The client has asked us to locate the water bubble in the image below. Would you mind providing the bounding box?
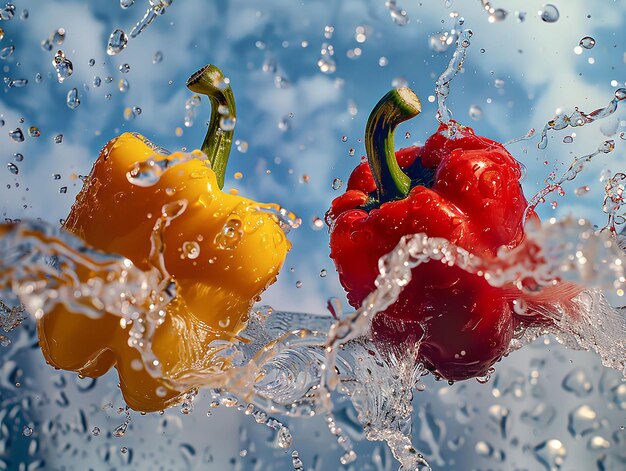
[153,50,163,64]
[35,73,42,83]
[0,4,15,21]
[562,368,593,397]
[119,63,130,73]
[22,426,33,437]
[469,105,483,121]
[118,78,129,92]
[7,163,18,175]
[262,58,277,74]
[0,335,11,347]
[574,185,590,196]
[219,115,236,131]
[317,43,336,74]
[0,45,15,60]
[107,29,128,55]
[533,439,566,470]
[235,140,248,153]
[391,76,407,88]
[52,50,73,83]
[182,241,200,260]
[9,128,24,142]
[488,8,508,23]
[41,38,53,51]
[539,4,560,23]
[66,88,80,109]
[568,404,599,437]
[120,0,135,8]
[311,217,324,230]
[332,178,343,190]
[123,107,136,121]
[563,135,573,143]
[378,56,388,67]
[579,36,595,49]
[93,76,101,87]
[215,218,243,250]
[14,153,23,162]
[8,78,27,88]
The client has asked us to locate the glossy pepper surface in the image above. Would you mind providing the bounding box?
[38,65,290,411]
[326,88,538,381]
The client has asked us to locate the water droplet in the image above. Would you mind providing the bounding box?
[563,135,573,143]
[574,185,590,196]
[533,439,566,470]
[182,241,200,260]
[13,153,23,162]
[123,107,136,121]
[488,9,508,23]
[7,163,18,175]
[66,88,80,109]
[119,63,130,73]
[9,128,24,142]
[236,139,248,153]
[277,426,293,448]
[0,335,11,347]
[391,76,407,88]
[52,50,73,83]
[568,404,599,437]
[512,298,528,315]
[59,186,67,194]
[8,78,27,88]
[615,88,626,101]
[107,29,128,55]
[120,0,135,8]
[311,217,324,230]
[539,4,560,23]
[28,126,40,137]
[153,50,163,64]
[22,426,33,437]
[579,36,595,49]
[332,178,343,190]
[0,4,15,21]
[219,115,236,131]
[0,45,15,60]
[215,218,243,250]
[54,134,63,144]
[88,58,95,67]
[562,368,593,397]
[118,78,129,92]
[113,422,128,438]
[469,105,483,121]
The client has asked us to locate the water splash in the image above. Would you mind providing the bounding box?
[435,29,473,124]
[603,173,626,235]
[385,0,409,26]
[524,140,616,221]
[537,88,626,149]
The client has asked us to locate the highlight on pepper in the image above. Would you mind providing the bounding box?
[36,64,291,412]
[326,86,579,382]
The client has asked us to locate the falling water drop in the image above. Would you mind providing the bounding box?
[52,50,73,83]
[579,36,596,49]
[107,29,128,55]
[66,88,80,109]
[539,4,560,23]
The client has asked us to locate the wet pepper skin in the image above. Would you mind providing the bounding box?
[327,120,537,380]
[37,66,290,412]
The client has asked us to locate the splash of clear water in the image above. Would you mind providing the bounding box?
[537,88,626,149]
[523,140,616,222]
[435,29,473,124]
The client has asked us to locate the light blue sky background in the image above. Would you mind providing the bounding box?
[1,1,625,470]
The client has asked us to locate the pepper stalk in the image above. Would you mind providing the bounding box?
[186,64,236,189]
[365,87,421,203]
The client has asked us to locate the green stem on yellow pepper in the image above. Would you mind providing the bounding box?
[365,87,421,203]
[186,64,236,189]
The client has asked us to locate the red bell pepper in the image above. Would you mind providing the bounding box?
[326,88,539,381]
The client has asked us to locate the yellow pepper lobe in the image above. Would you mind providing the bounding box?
[37,132,290,412]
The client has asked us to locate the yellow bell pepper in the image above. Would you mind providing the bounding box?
[36,65,291,412]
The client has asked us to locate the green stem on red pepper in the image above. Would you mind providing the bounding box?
[365,87,422,203]
[186,64,236,189]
